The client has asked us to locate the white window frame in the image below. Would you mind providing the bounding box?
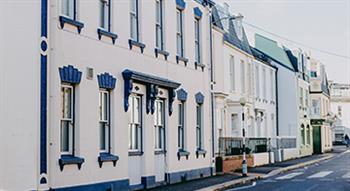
[229,56,235,91]
[154,99,165,151]
[176,9,184,57]
[178,102,185,150]
[194,17,201,63]
[61,0,76,19]
[231,114,238,135]
[99,90,110,153]
[60,84,74,155]
[155,0,164,50]
[240,60,245,94]
[255,65,260,98]
[262,67,266,99]
[130,0,140,41]
[129,94,142,152]
[196,104,203,150]
[100,0,111,31]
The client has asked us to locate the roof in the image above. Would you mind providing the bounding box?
[222,17,252,55]
[211,6,224,30]
[255,34,295,71]
[284,49,299,72]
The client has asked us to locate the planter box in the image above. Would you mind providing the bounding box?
[222,155,254,173]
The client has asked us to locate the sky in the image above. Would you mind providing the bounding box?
[216,0,350,83]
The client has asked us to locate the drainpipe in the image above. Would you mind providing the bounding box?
[209,9,216,175]
[275,68,279,137]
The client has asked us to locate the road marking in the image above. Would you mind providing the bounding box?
[227,182,256,191]
[276,172,303,180]
[262,179,277,183]
[291,179,305,182]
[342,172,350,178]
[307,171,333,178]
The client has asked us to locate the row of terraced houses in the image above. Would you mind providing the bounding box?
[0,0,334,190]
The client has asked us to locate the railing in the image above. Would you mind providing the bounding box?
[218,137,269,156]
[219,137,297,156]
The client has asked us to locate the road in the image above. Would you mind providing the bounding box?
[227,148,350,191]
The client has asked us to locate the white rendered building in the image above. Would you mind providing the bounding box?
[211,4,277,166]
[0,0,214,190]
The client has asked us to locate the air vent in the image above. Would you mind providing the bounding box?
[86,67,94,80]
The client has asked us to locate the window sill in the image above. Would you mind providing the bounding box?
[128,39,146,53]
[128,151,144,156]
[155,48,169,60]
[195,62,205,71]
[97,28,118,44]
[98,152,119,168]
[58,155,85,171]
[155,150,167,155]
[177,150,190,160]
[59,16,84,34]
[176,55,189,66]
[196,149,207,158]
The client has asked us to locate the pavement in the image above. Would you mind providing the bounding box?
[146,146,348,191]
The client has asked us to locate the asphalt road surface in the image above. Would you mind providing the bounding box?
[227,149,350,191]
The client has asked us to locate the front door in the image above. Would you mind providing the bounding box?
[313,126,322,154]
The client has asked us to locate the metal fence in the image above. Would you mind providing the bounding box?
[218,137,297,156]
[218,137,269,156]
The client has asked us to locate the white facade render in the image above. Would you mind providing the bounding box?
[254,34,300,161]
[0,0,215,190]
[211,4,277,167]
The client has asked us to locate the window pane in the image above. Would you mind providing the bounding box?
[104,92,108,121]
[61,86,72,119]
[100,123,106,150]
[130,15,137,40]
[61,121,70,152]
[156,1,160,23]
[131,0,136,12]
[176,35,181,56]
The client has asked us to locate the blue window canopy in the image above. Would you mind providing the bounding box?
[176,0,186,10]
[59,65,82,84]
[195,92,204,104]
[177,88,188,101]
[98,72,117,90]
[193,7,202,19]
[98,152,119,168]
[97,28,118,44]
[59,16,84,34]
[122,69,181,115]
[58,155,85,171]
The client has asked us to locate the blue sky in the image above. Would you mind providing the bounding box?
[216,0,350,83]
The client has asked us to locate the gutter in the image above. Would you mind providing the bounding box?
[275,68,279,136]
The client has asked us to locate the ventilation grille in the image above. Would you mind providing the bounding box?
[86,67,94,80]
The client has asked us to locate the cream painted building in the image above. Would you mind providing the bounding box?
[309,58,333,154]
[0,0,214,190]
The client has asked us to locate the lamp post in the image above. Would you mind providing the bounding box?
[239,97,247,177]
